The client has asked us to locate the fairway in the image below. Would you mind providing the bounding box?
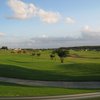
[0,50,100,81]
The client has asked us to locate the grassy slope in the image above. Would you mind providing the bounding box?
[0,82,99,96]
[0,50,100,81]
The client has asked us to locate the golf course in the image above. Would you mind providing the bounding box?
[0,49,100,96]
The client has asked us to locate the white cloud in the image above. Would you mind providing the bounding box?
[65,17,75,24]
[8,0,37,20]
[38,9,61,24]
[7,0,61,23]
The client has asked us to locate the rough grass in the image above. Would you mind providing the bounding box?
[0,50,100,81]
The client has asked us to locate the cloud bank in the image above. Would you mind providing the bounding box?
[6,36,99,48]
[81,25,100,39]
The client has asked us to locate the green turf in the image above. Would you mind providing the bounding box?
[0,50,100,81]
[0,82,99,96]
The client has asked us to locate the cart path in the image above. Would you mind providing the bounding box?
[0,92,100,100]
[0,77,100,89]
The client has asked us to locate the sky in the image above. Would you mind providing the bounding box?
[0,0,100,48]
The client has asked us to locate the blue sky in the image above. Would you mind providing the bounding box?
[0,0,100,48]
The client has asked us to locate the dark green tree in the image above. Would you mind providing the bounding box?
[37,52,41,56]
[56,48,69,63]
[36,50,41,57]
[32,52,35,56]
[50,53,55,60]
[1,46,8,50]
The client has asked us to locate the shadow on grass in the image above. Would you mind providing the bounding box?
[0,82,35,87]
[7,59,33,64]
[56,63,100,81]
[58,63,100,73]
[0,63,100,81]
[0,64,66,81]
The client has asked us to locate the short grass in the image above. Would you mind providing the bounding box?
[0,82,99,96]
[0,50,100,81]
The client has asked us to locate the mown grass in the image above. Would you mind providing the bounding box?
[0,82,99,96]
[0,50,100,81]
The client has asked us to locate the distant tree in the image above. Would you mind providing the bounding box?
[36,50,41,57]
[1,46,8,50]
[37,52,41,56]
[50,50,56,60]
[56,48,69,63]
[50,53,55,60]
[32,52,35,56]
[17,50,22,54]
[23,50,27,54]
